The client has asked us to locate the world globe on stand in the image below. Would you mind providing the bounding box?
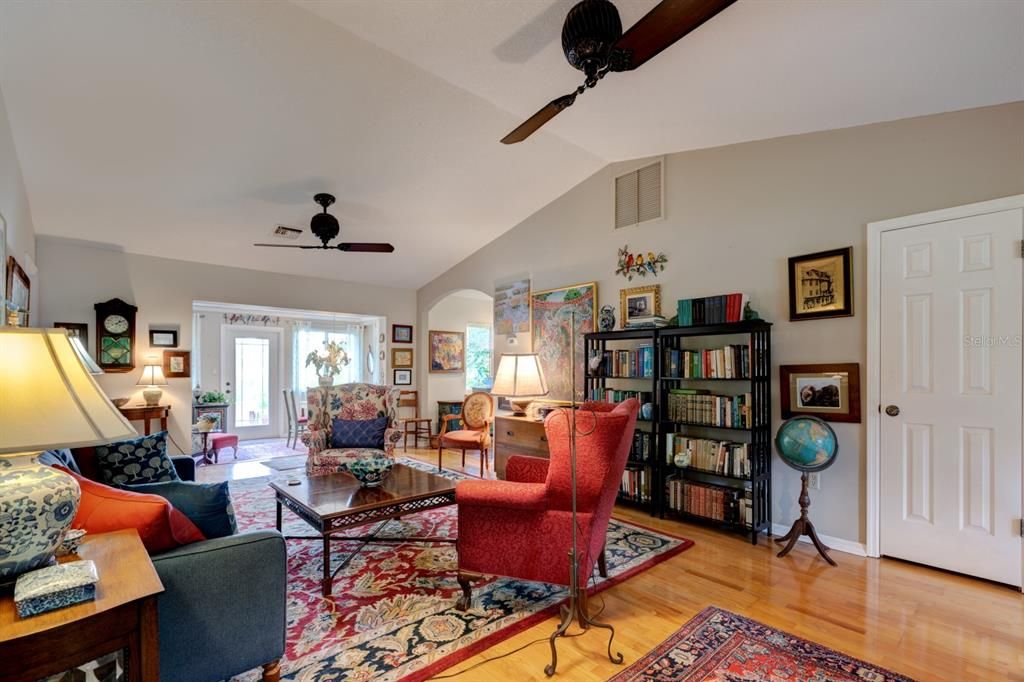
[775,415,838,473]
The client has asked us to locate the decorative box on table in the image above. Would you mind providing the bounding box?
[14,560,99,617]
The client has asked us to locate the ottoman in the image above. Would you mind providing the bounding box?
[209,433,239,463]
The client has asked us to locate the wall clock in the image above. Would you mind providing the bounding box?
[94,298,138,373]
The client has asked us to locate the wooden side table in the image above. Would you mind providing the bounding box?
[0,529,164,682]
[118,404,171,436]
[494,414,550,479]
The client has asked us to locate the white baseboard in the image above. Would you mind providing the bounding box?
[770,523,868,558]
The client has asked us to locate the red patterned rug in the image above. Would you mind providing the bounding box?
[229,459,694,681]
[609,606,914,682]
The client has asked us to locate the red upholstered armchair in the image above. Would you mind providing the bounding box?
[454,399,639,614]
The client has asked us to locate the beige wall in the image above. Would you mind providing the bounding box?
[37,237,417,454]
[0,84,36,324]
[417,102,1024,547]
[425,291,492,425]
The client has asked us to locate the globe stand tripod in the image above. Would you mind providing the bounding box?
[775,471,836,566]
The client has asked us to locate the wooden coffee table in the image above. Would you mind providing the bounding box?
[270,463,457,596]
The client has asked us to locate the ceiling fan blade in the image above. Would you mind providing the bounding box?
[501,92,577,144]
[253,243,323,249]
[338,242,395,253]
[612,0,735,72]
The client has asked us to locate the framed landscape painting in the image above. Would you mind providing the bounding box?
[391,348,414,369]
[429,330,465,373]
[530,282,596,401]
[494,278,530,336]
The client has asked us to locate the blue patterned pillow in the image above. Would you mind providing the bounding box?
[331,417,388,449]
[95,431,180,486]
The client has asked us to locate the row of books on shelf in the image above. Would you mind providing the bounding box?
[665,434,751,477]
[676,293,748,326]
[619,468,652,503]
[592,344,654,378]
[588,388,653,409]
[665,477,753,528]
[663,345,751,379]
[665,389,752,428]
[630,430,653,462]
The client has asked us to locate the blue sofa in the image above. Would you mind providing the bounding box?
[41,449,287,682]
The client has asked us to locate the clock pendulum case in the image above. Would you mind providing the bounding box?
[94,298,138,373]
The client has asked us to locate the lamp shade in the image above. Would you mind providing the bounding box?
[136,363,168,387]
[492,353,548,397]
[0,328,137,454]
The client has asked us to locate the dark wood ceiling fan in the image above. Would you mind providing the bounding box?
[501,0,735,144]
[253,193,395,253]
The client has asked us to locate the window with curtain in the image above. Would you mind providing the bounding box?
[465,323,493,392]
[293,326,363,399]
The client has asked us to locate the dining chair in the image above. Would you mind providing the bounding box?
[397,390,432,450]
[283,389,308,449]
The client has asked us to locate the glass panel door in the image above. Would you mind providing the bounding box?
[223,328,282,440]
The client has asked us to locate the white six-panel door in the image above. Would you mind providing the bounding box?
[879,207,1022,585]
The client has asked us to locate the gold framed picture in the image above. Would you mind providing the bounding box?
[391,347,413,369]
[620,284,661,327]
[428,330,465,373]
[788,247,853,320]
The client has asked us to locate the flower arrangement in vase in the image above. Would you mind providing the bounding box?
[306,340,350,387]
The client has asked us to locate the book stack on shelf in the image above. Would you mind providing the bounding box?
[620,468,652,503]
[630,430,654,462]
[676,293,747,326]
[665,477,752,528]
[666,435,750,477]
[593,345,654,377]
[663,344,750,379]
[665,389,752,428]
[624,315,668,329]
[589,388,653,411]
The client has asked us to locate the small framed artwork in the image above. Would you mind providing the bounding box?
[163,350,191,379]
[392,324,413,343]
[55,322,89,348]
[393,369,412,385]
[780,363,861,423]
[391,347,414,369]
[788,247,853,321]
[6,256,30,327]
[620,284,661,327]
[429,330,465,373]
[149,329,179,348]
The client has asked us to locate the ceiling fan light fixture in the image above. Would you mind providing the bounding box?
[561,0,622,75]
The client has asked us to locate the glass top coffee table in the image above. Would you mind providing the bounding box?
[270,463,457,596]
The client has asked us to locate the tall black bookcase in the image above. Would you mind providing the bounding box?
[584,320,772,544]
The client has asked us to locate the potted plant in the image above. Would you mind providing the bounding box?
[197,390,230,405]
[305,340,350,387]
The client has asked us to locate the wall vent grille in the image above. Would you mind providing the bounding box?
[273,225,302,240]
[614,160,663,229]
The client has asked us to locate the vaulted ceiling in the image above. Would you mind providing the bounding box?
[1,1,1021,288]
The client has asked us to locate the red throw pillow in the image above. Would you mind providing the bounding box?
[56,466,206,554]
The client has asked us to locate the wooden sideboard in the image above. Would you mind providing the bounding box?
[494,414,550,479]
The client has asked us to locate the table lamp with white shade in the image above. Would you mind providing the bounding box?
[491,353,548,416]
[136,362,168,406]
[0,328,137,580]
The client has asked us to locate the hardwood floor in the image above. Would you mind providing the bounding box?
[210,446,1024,681]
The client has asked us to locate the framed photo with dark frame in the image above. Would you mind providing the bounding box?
[149,329,179,348]
[54,322,89,348]
[163,350,191,379]
[393,368,412,385]
[788,246,853,321]
[780,363,861,423]
[392,324,413,343]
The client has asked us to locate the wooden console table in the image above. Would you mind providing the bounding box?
[118,404,170,435]
[494,414,550,479]
[0,529,164,682]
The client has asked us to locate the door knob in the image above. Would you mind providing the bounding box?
[885,405,900,417]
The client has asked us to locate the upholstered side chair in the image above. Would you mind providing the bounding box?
[437,391,494,476]
[302,383,401,476]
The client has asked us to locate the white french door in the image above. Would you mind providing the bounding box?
[878,206,1022,586]
[222,328,283,440]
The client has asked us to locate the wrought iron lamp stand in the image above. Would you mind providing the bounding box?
[545,311,623,676]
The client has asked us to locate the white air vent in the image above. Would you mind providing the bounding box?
[273,225,302,240]
[614,159,663,229]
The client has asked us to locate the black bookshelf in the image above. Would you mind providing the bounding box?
[585,321,772,544]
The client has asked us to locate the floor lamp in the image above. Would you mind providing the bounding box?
[545,310,622,677]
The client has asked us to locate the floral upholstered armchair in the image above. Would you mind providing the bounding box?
[302,383,402,476]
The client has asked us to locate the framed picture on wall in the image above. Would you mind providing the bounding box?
[788,247,853,320]
[0,212,6,326]
[393,369,412,385]
[149,329,179,348]
[392,324,413,343]
[780,363,861,423]
[619,284,661,327]
[392,347,413,368]
[428,330,465,373]
[54,322,89,348]
[163,350,191,379]
[6,255,30,327]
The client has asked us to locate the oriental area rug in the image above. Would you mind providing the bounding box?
[609,606,914,682]
[230,458,693,681]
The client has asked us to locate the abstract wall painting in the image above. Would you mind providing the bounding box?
[429,330,465,373]
[530,282,596,401]
[494,278,531,336]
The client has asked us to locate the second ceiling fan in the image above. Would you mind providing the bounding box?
[502,0,735,144]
